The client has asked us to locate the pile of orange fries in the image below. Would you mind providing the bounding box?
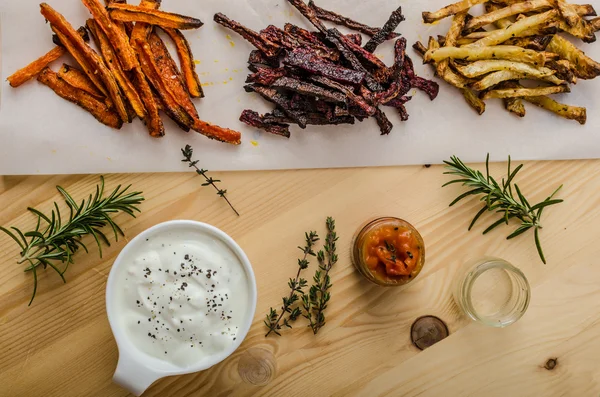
[7,0,241,144]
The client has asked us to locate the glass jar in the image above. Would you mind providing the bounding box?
[351,217,425,287]
[453,257,530,327]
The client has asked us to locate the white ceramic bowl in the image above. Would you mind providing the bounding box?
[106,220,257,396]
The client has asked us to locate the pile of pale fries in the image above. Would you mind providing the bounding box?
[417,0,600,124]
[7,0,241,144]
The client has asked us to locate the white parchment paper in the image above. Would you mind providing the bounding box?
[1,0,599,175]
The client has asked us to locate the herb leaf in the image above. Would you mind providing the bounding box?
[443,155,563,264]
[265,231,320,337]
[0,177,144,305]
[303,217,338,334]
[181,144,239,216]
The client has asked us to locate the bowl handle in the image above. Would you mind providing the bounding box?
[113,352,162,396]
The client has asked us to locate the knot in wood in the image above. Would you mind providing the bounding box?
[238,348,276,386]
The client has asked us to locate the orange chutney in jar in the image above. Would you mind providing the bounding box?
[352,218,425,286]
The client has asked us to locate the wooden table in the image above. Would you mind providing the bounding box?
[1,160,600,397]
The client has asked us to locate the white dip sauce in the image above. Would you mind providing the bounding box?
[112,226,250,368]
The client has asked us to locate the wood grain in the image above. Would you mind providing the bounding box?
[1,160,600,397]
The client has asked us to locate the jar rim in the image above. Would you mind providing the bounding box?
[460,258,531,327]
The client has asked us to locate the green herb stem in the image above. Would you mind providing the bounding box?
[0,176,144,305]
[304,217,338,334]
[265,231,319,336]
[443,154,563,264]
[181,145,239,216]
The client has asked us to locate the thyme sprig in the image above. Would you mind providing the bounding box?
[0,177,144,305]
[443,155,563,264]
[181,144,239,216]
[265,231,319,336]
[303,217,338,335]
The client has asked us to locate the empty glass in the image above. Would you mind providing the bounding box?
[453,258,530,327]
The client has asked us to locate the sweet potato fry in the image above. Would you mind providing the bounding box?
[105,0,134,35]
[481,85,570,99]
[7,27,88,87]
[57,63,105,100]
[145,32,241,144]
[126,0,164,137]
[86,19,145,118]
[546,33,600,79]
[7,47,65,88]
[37,67,122,129]
[133,68,164,137]
[129,0,160,43]
[135,38,193,129]
[51,29,108,97]
[41,3,129,123]
[108,3,203,30]
[161,27,204,98]
[81,0,138,70]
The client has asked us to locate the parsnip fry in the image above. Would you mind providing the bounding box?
[497,81,526,117]
[485,2,513,29]
[7,27,88,88]
[425,46,546,66]
[37,67,122,129]
[455,59,556,78]
[546,33,600,79]
[467,10,558,47]
[108,3,203,30]
[555,0,596,42]
[572,4,596,17]
[81,0,138,70]
[161,27,204,98]
[470,69,564,91]
[504,35,554,50]
[57,63,105,100]
[461,87,486,114]
[525,95,586,124]
[41,3,129,122]
[414,40,483,113]
[465,0,552,33]
[86,19,145,119]
[422,0,488,24]
[458,23,558,45]
[481,85,570,99]
[437,12,468,82]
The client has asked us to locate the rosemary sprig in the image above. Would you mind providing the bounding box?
[0,177,144,305]
[181,144,239,216]
[303,217,338,335]
[443,155,563,264]
[265,231,319,337]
